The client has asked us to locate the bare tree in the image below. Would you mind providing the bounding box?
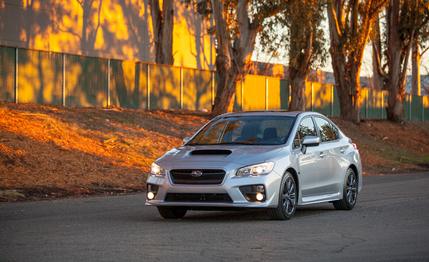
[150,0,174,65]
[327,0,387,122]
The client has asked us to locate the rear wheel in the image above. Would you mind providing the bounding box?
[333,168,358,210]
[157,206,187,219]
[268,172,297,220]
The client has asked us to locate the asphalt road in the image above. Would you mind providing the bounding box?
[1,173,429,262]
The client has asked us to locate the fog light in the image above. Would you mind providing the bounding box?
[255,192,264,201]
[147,184,159,200]
[239,184,266,202]
[147,191,155,200]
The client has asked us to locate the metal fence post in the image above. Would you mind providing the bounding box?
[147,64,151,110]
[241,79,244,111]
[409,94,412,121]
[310,82,314,111]
[265,77,269,111]
[180,67,183,109]
[330,85,334,116]
[107,59,111,108]
[62,53,66,106]
[211,71,215,106]
[365,90,369,119]
[14,48,18,103]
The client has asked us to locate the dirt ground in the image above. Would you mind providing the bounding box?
[0,102,428,201]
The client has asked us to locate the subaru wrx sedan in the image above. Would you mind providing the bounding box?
[146,111,362,220]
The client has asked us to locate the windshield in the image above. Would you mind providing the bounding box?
[188,116,295,145]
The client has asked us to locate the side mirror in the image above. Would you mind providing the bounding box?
[182,137,191,144]
[301,136,320,154]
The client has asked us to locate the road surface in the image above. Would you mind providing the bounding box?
[1,173,429,262]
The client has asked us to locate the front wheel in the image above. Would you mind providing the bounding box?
[268,172,297,220]
[157,206,187,219]
[333,168,358,210]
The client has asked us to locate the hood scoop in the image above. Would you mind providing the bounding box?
[191,149,232,156]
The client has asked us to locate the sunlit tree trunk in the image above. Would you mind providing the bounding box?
[211,0,258,116]
[288,74,307,111]
[150,0,174,65]
[412,39,421,96]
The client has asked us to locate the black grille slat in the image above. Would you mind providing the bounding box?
[165,193,232,203]
[170,169,225,185]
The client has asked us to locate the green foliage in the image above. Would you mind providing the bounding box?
[258,0,326,70]
[186,0,288,49]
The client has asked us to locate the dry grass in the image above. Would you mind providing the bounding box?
[0,103,207,200]
[334,118,429,175]
[0,102,428,201]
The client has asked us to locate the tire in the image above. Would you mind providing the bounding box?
[268,172,298,220]
[333,168,358,210]
[157,206,187,219]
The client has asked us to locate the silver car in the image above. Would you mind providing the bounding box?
[146,111,362,220]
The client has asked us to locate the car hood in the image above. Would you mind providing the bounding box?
[156,144,289,169]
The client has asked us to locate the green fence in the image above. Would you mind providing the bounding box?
[1,46,428,120]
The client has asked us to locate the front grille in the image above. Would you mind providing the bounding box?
[170,169,226,185]
[165,193,233,203]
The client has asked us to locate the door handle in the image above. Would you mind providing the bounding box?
[319,152,326,158]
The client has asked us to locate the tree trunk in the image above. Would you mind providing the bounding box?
[412,39,421,96]
[150,0,174,65]
[371,16,384,90]
[288,72,306,111]
[326,0,375,123]
[211,69,239,116]
[385,45,410,122]
[331,54,361,122]
[385,0,412,122]
[385,50,408,121]
[210,0,258,116]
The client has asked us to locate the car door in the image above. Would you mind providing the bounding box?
[313,116,344,195]
[293,117,330,200]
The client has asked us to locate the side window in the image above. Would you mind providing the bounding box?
[314,117,337,142]
[293,117,317,148]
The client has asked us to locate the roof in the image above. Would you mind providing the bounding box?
[218,111,305,118]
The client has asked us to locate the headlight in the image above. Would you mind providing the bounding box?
[150,163,166,177]
[236,162,274,177]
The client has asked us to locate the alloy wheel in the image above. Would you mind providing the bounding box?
[282,177,297,215]
[345,171,358,205]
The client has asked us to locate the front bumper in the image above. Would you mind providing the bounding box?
[145,170,282,208]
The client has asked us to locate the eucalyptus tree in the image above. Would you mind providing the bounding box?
[327,0,387,122]
[194,0,288,115]
[259,0,326,111]
[150,0,174,64]
[371,0,429,121]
